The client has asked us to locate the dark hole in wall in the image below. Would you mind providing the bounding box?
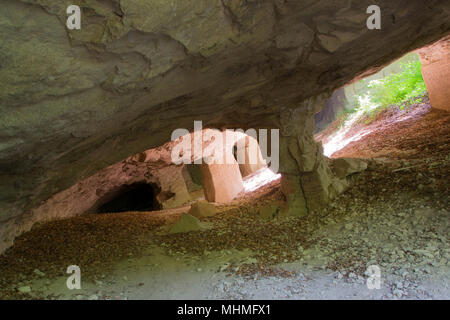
[96,182,161,213]
[314,88,347,134]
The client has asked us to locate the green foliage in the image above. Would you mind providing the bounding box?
[365,60,427,109]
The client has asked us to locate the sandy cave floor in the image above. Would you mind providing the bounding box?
[0,102,449,300]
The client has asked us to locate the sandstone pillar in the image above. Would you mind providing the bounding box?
[235,135,266,177]
[417,36,450,112]
[279,94,344,216]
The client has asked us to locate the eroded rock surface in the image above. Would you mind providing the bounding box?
[314,88,347,134]
[169,213,207,234]
[331,158,368,178]
[1,0,449,252]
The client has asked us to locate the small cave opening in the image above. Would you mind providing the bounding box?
[314,51,433,158]
[96,182,161,213]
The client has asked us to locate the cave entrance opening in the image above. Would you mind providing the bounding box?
[315,51,430,157]
[96,182,161,213]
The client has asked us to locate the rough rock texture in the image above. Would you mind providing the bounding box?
[418,36,450,111]
[331,158,368,178]
[0,127,261,251]
[0,0,450,252]
[169,213,207,234]
[188,200,218,218]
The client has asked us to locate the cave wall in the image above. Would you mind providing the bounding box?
[0,128,265,252]
[1,0,449,253]
[182,165,204,193]
[314,88,347,133]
